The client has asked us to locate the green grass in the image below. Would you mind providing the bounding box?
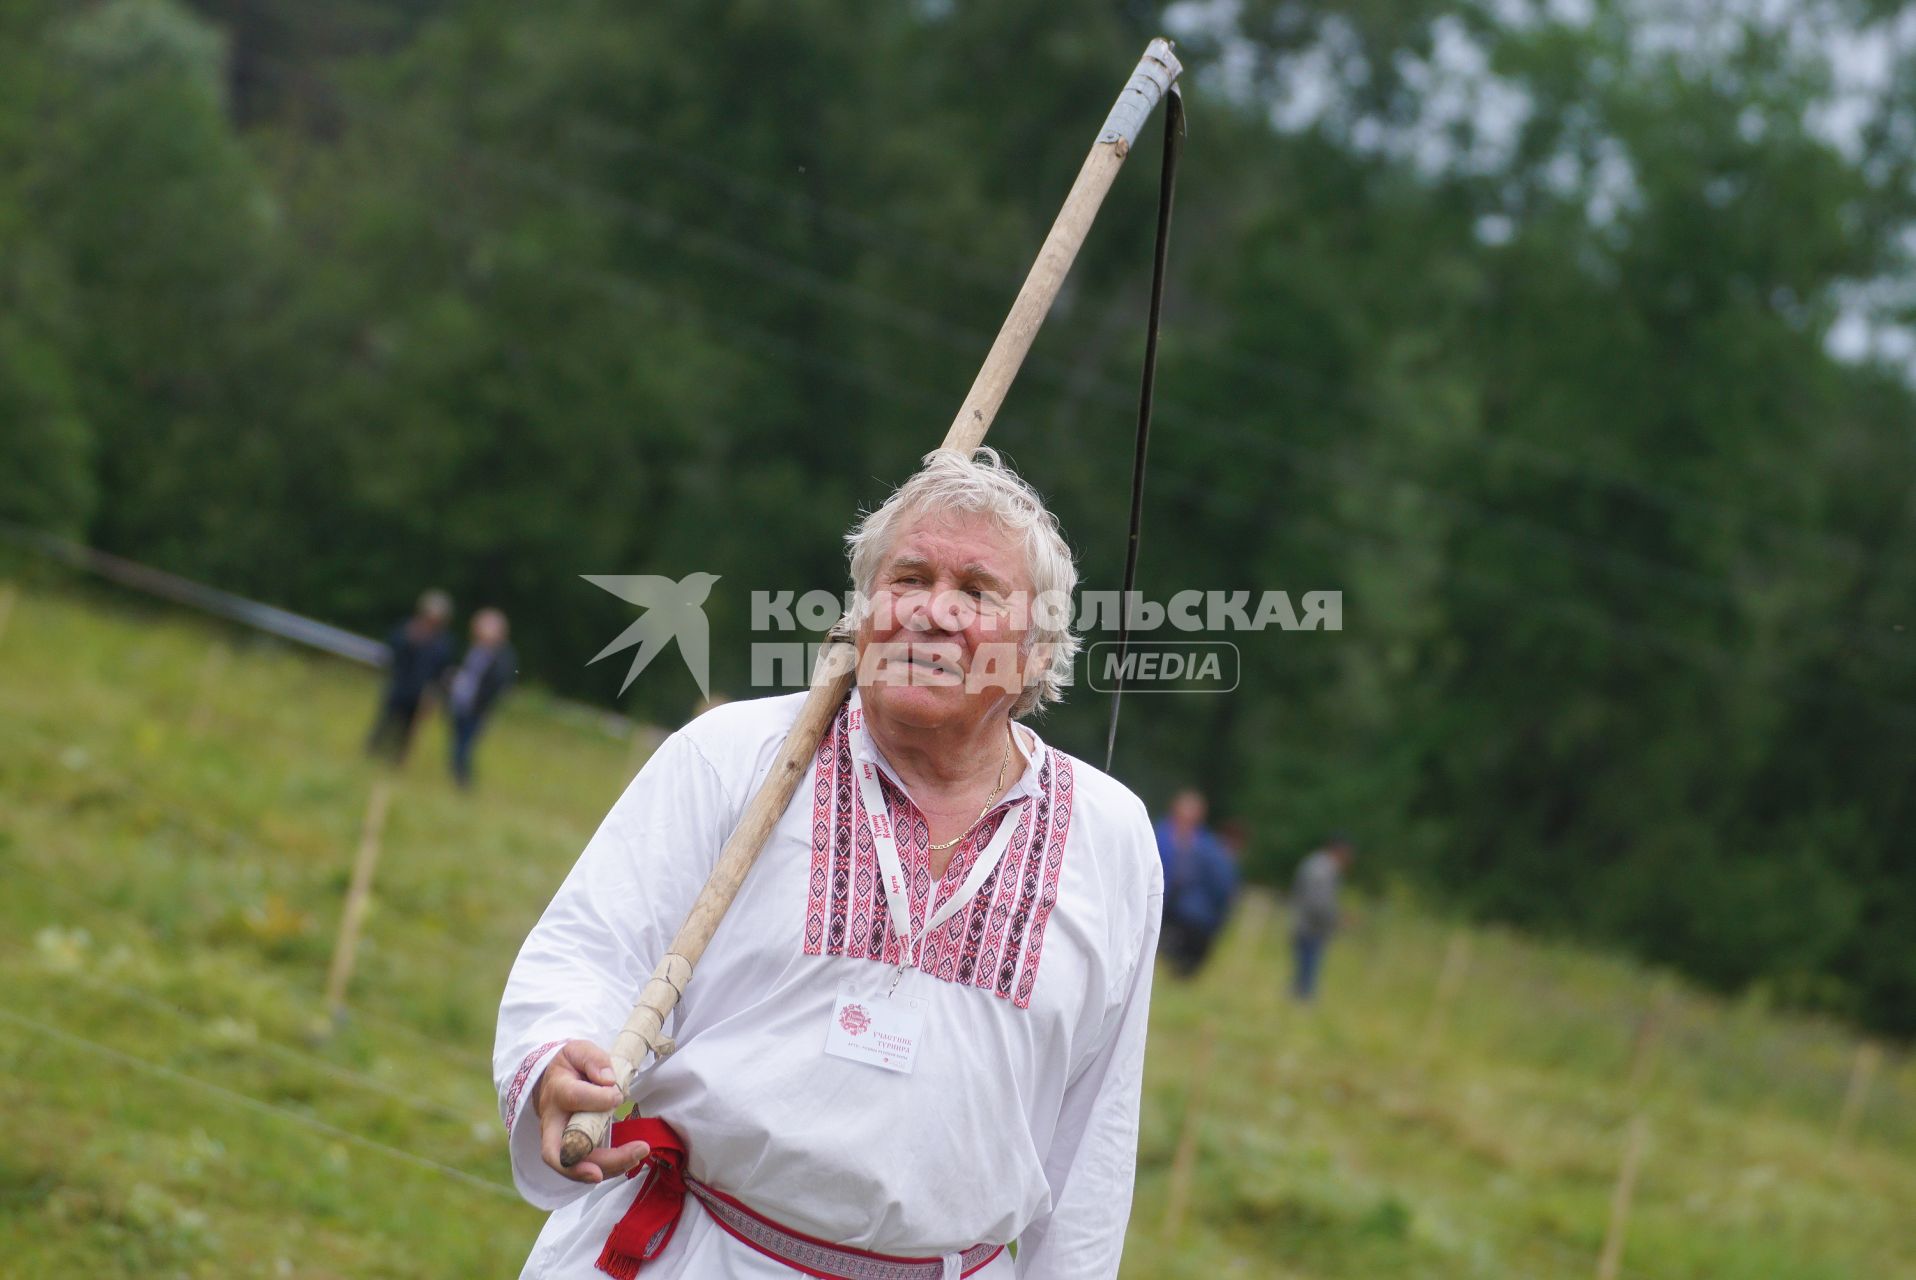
[0,580,1910,1278]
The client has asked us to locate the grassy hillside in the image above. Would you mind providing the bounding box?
[0,580,1909,1278]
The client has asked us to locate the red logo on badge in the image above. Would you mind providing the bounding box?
[838,1003,872,1036]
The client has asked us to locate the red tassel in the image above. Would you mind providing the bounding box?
[594,1243,642,1280]
[593,1117,689,1278]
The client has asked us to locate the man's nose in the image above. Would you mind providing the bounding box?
[926,588,978,633]
[900,588,965,633]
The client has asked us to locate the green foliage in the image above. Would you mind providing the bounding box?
[1,0,1912,1031]
[0,325,91,536]
[0,2,90,536]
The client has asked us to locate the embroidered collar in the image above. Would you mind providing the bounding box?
[846,689,1049,815]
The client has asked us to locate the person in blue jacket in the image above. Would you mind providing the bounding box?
[1154,788,1239,978]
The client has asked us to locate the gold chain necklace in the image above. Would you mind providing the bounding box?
[926,730,1014,852]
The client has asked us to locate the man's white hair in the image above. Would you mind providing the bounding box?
[844,447,1079,719]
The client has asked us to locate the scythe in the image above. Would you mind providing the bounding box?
[562,36,1184,1166]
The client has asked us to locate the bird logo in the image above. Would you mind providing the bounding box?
[583,573,721,699]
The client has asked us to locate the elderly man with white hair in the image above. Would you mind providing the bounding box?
[495,448,1163,1279]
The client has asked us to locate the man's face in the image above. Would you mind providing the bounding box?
[855,511,1035,731]
[1171,791,1206,828]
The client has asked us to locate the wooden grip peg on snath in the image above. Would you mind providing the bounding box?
[559,36,1184,1169]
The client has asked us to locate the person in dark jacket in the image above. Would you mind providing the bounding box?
[447,607,516,789]
[365,589,454,764]
[1154,788,1239,978]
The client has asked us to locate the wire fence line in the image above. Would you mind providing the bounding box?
[38,965,492,1129]
[6,853,497,1076]
[9,706,582,929]
[5,755,553,984]
[4,712,567,1056]
[0,1005,522,1202]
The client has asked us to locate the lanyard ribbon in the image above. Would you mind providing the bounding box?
[855,758,1026,975]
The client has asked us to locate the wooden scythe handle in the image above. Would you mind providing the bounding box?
[560,36,1182,1168]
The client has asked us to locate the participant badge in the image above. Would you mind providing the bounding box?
[823,990,926,1074]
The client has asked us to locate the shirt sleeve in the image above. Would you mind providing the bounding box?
[1014,886,1163,1278]
[492,731,739,1209]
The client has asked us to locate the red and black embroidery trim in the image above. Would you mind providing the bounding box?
[802,704,1073,1010]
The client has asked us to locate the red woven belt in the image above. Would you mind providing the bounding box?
[597,1117,1003,1279]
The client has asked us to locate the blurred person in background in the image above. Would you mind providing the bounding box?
[364,588,453,764]
[448,606,516,789]
[1155,788,1238,978]
[1218,818,1249,863]
[1290,835,1354,1002]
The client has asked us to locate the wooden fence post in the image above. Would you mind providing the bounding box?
[1161,1018,1219,1242]
[1418,930,1472,1062]
[324,778,395,1018]
[1836,1042,1882,1149]
[1595,1115,1649,1280]
[1626,978,1672,1098]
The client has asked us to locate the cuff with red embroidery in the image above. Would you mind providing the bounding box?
[500,1038,583,1209]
